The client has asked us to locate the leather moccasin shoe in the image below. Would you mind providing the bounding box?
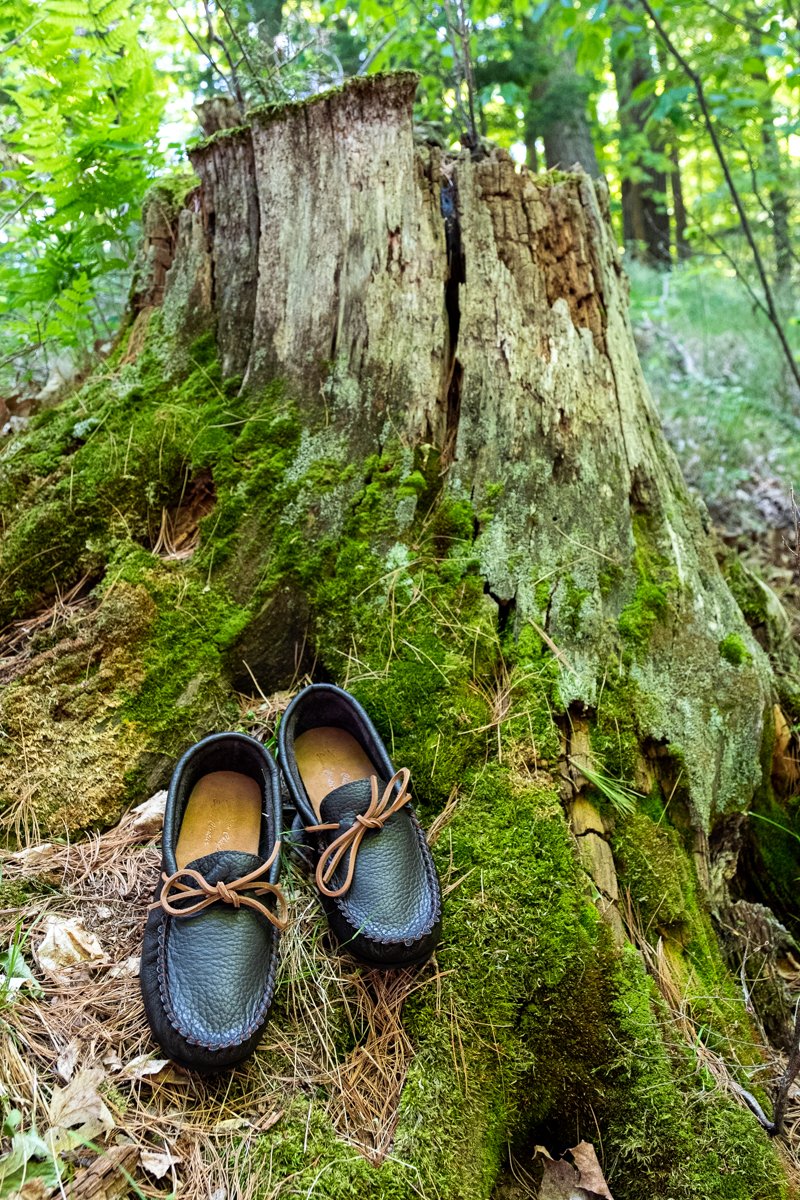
[278,683,441,968]
[141,732,287,1073]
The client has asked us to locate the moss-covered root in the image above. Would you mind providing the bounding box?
[246,770,787,1200]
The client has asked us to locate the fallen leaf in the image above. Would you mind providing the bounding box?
[127,791,167,836]
[0,975,27,994]
[35,917,106,981]
[538,1141,613,1200]
[56,1039,81,1082]
[140,1148,181,1179]
[0,1130,59,1196]
[118,1054,190,1085]
[569,1143,613,1199]
[106,955,140,979]
[5,843,56,869]
[48,1068,115,1148]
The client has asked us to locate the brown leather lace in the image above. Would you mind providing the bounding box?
[305,768,412,899]
[149,841,288,930]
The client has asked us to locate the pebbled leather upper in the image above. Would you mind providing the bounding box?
[278,683,442,966]
[140,732,283,1072]
[157,851,280,1050]
[316,779,436,944]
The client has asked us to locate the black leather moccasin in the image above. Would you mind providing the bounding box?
[140,732,287,1073]
[278,683,441,968]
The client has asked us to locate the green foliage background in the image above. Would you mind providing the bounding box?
[0,0,797,397]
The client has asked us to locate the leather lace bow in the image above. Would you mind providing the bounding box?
[149,841,288,930]
[305,768,412,899]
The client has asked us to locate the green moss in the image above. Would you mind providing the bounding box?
[250,768,787,1199]
[617,513,679,652]
[534,578,552,612]
[723,554,770,628]
[501,622,561,763]
[247,71,419,126]
[613,811,693,931]
[744,785,800,937]
[431,496,477,547]
[590,674,641,783]
[190,123,251,154]
[720,632,751,666]
[0,880,39,909]
[598,559,624,596]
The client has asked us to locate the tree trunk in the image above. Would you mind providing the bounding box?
[526,35,600,177]
[671,143,690,260]
[612,4,671,264]
[2,73,799,1200]
[748,25,793,294]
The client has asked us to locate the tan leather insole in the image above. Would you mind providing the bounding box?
[175,771,261,869]
[294,728,374,819]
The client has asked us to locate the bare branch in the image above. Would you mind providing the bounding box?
[169,3,238,101]
[217,0,273,103]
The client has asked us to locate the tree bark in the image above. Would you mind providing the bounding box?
[612,4,671,264]
[527,40,601,177]
[671,143,690,260]
[1,73,798,1200]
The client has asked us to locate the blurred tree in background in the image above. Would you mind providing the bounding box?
[0,0,798,397]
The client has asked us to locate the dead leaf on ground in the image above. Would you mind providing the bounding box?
[117,1053,191,1086]
[35,916,106,981]
[538,1141,614,1200]
[56,1039,81,1082]
[47,1067,115,1150]
[5,843,56,870]
[140,1148,182,1179]
[125,790,167,837]
[106,955,140,980]
[6,1180,51,1200]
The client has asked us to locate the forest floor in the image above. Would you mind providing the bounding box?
[630,260,800,635]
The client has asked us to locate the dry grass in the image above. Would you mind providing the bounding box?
[0,789,441,1197]
[622,891,800,1189]
[150,469,216,562]
[0,575,95,687]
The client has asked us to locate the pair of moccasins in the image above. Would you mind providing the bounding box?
[140,683,442,1072]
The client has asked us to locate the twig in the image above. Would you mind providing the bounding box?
[772,1000,800,1136]
[728,130,800,273]
[639,0,800,396]
[217,0,273,102]
[784,486,800,569]
[700,0,777,38]
[168,3,238,100]
[0,190,39,231]
[358,26,400,75]
[203,0,244,105]
[441,0,479,149]
[0,16,44,54]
